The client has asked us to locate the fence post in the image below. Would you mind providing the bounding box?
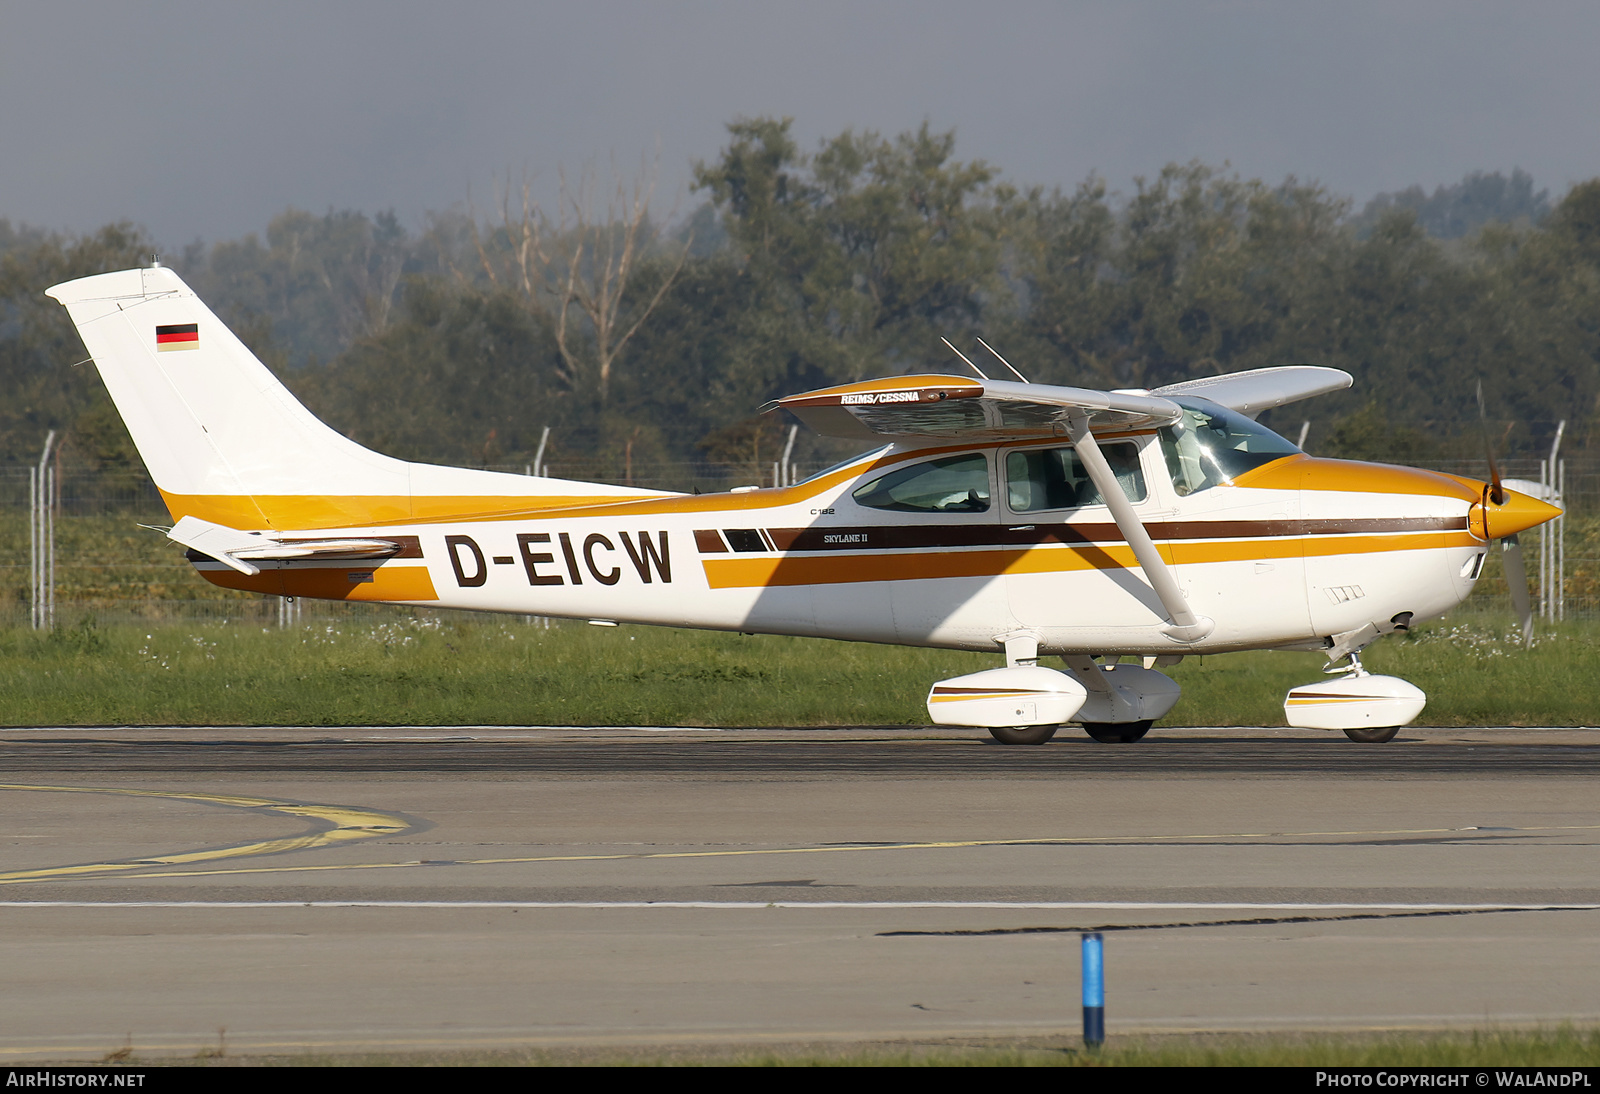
[46,458,56,630]
[1558,457,1566,622]
[1540,457,1550,621]
[28,465,37,630]
[29,430,56,630]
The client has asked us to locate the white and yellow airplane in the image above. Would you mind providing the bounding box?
[46,265,1561,744]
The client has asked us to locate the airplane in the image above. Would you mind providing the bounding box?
[45,264,1562,744]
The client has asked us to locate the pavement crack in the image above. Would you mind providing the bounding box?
[876,904,1600,937]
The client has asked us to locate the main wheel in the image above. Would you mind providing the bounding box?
[987,724,1059,746]
[1343,725,1401,743]
[1082,720,1152,743]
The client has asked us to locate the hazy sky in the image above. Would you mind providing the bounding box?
[4,1,1596,245]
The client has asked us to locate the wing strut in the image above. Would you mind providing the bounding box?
[1065,410,1214,644]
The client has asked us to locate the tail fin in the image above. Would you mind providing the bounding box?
[47,266,659,530]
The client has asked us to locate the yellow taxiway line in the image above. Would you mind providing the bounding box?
[0,783,412,884]
[1,776,1596,887]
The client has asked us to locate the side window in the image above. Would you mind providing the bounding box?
[853,453,990,513]
[1005,443,1146,512]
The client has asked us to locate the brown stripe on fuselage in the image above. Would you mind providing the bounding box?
[700,530,1477,589]
[930,686,1050,695]
[762,515,1467,553]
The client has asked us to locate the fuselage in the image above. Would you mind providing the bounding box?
[184,437,1499,657]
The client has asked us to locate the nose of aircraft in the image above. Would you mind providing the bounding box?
[1474,485,1563,540]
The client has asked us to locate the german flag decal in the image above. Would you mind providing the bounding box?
[155,323,199,351]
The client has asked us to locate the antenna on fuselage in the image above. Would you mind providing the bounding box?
[940,337,990,380]
[976,337,1030,384]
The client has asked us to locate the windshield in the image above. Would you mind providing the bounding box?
[1159,397,1300,495]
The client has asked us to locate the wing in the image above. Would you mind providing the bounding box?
[767,374,1182,441]
[1151,365,1351,419]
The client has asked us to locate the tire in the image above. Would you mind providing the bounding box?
[1342,725,1401,743]
[987,724,1059,746]
[1082,720,1152,743]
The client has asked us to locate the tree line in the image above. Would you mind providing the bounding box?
[3,117,1597,485]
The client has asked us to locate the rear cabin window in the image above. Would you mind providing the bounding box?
[852,453,990,513]
[1005,443,1146,512]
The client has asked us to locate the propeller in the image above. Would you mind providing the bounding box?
[1500,533,1534,648]
[1475,381,1507,505]
[1476,381,1533,647]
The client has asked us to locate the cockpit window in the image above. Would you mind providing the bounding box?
[1159,397,1301,495]
[852,453,990,513]
[1006,443,1146,512]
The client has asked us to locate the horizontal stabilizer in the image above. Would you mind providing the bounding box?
[167,516,267,575]
[168,515,406,574]
[230,539,406,561]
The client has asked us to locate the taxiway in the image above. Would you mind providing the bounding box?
[0,724,1596,1060]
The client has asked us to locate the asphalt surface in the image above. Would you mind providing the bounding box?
[0,724,1597,1059]
[3,724,1599,775]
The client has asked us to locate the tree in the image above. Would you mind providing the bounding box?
[181,208,413,368]
[291,276,558,464]
[695,117,1008,382]
[1007,163,1351,392]
[0,221,153,462]
[1352,169,1552,240]
[470,162,692,402]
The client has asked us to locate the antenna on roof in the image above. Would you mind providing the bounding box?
[940,337,990,380]
[976,337,1029,383]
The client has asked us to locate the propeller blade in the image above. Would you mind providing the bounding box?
[1476,380,1507,505]
[1501,534,1533,648]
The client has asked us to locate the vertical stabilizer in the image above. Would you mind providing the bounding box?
[46,267,663,530]
[47,267,410,528]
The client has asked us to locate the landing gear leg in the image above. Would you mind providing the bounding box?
[1061,656,1179,744]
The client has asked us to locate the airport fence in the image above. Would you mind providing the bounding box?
[3,455,1598,628]
[0,456,831,629]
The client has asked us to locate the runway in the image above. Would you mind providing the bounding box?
[1,724,1598,1059]
[5,724,1600,774]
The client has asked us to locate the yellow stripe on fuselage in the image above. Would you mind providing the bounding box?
[156,434,1162,531]
[159,491,645,531]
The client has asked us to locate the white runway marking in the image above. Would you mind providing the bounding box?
[0,901,1596,911]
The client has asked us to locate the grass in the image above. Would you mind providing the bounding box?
[1,609,1597,727]
[70,1026,1600,1067]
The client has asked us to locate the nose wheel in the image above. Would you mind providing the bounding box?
[1342,725,1401,743]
